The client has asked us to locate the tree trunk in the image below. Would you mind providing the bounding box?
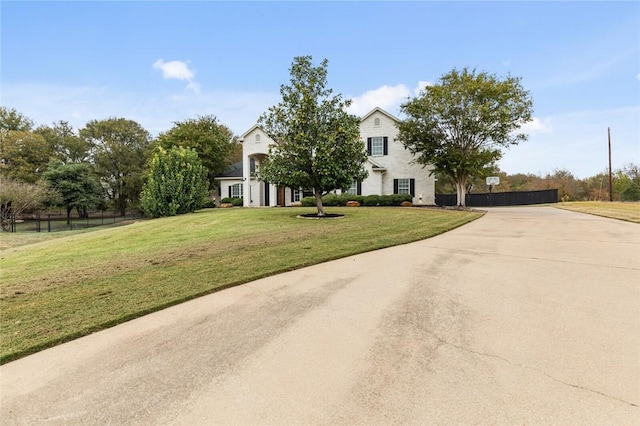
[455,177,467,207]
[66,206,72,225]
[314,190,325,216]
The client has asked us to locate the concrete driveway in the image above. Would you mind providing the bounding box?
[1,206,638,425]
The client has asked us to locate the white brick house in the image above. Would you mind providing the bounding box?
[215,107,435,206]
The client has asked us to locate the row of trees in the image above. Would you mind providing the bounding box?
[1,106,241,225]
[434,164,640,202]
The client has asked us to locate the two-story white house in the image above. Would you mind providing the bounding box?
[215,107,435,206]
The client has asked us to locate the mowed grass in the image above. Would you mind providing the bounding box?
[0,207,481,363]
[556,201,640,223]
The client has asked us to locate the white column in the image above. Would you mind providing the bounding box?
[243,155,251,207]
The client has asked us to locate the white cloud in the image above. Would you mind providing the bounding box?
[414,80,432,95]
[347,84,411,116]
[152,59,200,94]
[520,116,553,135]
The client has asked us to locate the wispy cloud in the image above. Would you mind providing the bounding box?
[347,84,412,116]
[152,59,201,94]
[520,117,553,135]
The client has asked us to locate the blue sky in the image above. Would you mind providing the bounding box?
[2,1,639,178]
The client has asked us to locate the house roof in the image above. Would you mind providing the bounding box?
[217,161,243,178]
[238,124,263,142]
[360,107,400,123]
[367,157,386,171]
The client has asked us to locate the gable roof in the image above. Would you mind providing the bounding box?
[360,107,400,123]
[239,124,263,142]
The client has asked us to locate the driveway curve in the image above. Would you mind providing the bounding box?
[1,206,639,425]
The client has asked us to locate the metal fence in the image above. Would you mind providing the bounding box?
[2,209,143,233]
[435,189,559,207]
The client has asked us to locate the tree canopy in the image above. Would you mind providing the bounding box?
[397,67,533,206]
[43,160,104,223]
[81,118,152,215]
[258,56,368,216]
[156,115,236,189]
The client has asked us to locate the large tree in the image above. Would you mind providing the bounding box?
[398,68,533,207]
[140,146,209,217]
[0,130,52,183]
[43,160,104,223]
[258,56,368,216]
[81,118,152,215]
[156,116,236,188]
[36,121,90,164]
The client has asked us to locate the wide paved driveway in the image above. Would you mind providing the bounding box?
[2,207,639,425]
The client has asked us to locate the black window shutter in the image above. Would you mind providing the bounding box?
[383,137,388,155]
[393,179,398,194]
[228,186,232,198]
[410,179,415,196]
[217,184,221,197]
[291,188,295,202]
[357,181,362,195]
[367,138,372,155]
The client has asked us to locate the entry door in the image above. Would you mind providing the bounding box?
[277,187,286,207]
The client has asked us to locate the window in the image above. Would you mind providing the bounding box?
[367,137,388,156]
[292,189,301,202]
[374,117,381,127]
[394,178,415,196]
[255,134,261,142]
[230,183,243,198]
[346,180,360,195]
[397,179,410,194]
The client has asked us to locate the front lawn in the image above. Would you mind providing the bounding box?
[0,207,482,363]
[555,201,640,223]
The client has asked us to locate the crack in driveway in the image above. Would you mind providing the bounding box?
[431,333,639,409]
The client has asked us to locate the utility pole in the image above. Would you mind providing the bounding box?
[608,127,613,202]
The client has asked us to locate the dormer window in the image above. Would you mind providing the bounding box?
[374,117,381,127]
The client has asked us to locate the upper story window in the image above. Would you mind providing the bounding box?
[255,134,261,142]
[374,117,381,127]
[367,137,388,156]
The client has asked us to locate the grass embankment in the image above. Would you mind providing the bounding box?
[0,207,481,363]
[556,201,640,223]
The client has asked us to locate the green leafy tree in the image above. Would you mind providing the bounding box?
[0,130,52,183]
[0,107,34,132]
[398,68,533,207]
[258,56,368,216]
[80,118,152,215]
[141,146,209,218]
[43,160,104,224]
[36,121,90,164]
[156,116,236,188]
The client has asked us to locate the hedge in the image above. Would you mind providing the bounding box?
[301,193,412,207]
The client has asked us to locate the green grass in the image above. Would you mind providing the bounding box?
[555,201,640,223]
[0,207,482,364]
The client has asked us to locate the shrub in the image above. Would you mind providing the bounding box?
[363,195,380,206]
[141,146,209,218]
[301,196,315,207]
[220,197,243,206]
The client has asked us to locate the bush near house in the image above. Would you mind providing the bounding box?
[220,197,243,206]
[301,194,412,207]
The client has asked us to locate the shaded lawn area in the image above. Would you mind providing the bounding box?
[555,201,640,223]
[0,207,482,364]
